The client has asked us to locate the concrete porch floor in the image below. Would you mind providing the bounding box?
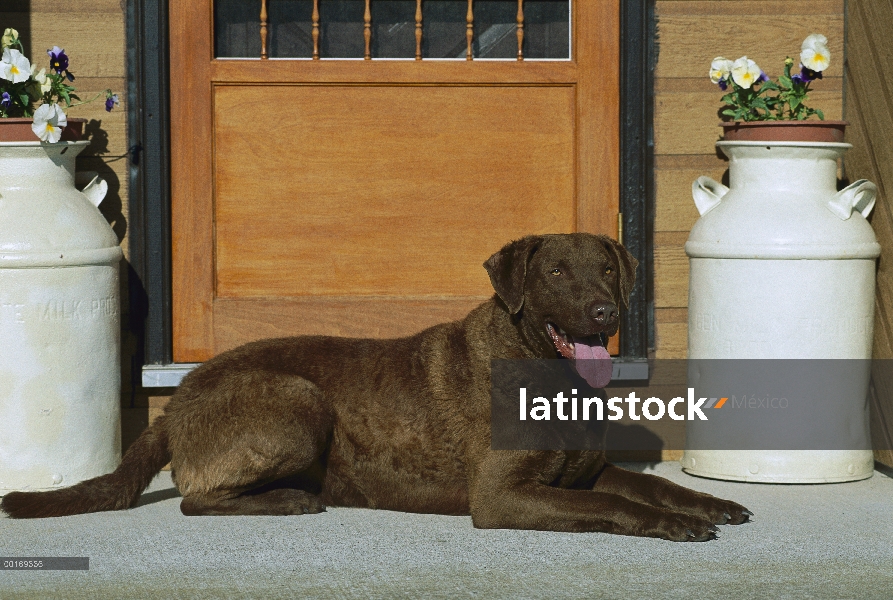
[1,461,892,599]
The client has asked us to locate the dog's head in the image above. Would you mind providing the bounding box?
[483,233,638,387]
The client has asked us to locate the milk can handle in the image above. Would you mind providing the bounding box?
[692,176,730,216]
[75,171,109,208]
[826,179,877,221]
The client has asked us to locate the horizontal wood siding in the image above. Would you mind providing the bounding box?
[653,0,844,359]
[25,0,129,249]
[845,0,893,467]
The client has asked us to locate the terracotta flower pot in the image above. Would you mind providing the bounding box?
[720,120,847,143]
[0,117,87,142]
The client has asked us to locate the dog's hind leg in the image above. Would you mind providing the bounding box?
[180,488,325,516]
[165,372,333,516]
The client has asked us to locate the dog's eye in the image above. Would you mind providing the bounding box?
[550,268,562,276]
[605,266,614,275]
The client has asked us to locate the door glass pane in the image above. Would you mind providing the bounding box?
[214,0,570,60]
[370,1,417,58]
[319,0,365,58]
[521,0,570,59]
[215,0,261,58]
[269,0,314,58]
[472,1,517,58]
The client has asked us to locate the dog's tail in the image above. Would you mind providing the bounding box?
[0,416,171,519]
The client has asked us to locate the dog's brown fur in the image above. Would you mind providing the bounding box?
[1,234,750,540]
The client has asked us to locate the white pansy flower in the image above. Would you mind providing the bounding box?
[31,103,67,143]
[731,56,762,89]
[709,57,733,84]
[31,65,51,94]
[800,33,830,72]
[0,48,31,83]
[1,28,18,49]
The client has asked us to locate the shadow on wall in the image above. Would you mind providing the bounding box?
[79,118,127,243]
[77,117,137,443]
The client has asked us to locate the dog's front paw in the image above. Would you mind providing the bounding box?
[715,500,753,525]
[716,500,752,525]
[647,511,720,542]
[680,494,752,526]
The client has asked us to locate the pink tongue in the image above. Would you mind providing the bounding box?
[573,339,613,388]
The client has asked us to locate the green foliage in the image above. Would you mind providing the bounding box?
[720,79,780,122]
[0,31,99,120]
[716,57,826,122]
[772,58,825,121]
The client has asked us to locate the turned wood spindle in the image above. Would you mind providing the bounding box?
[466,0,473,61]
[364,0,372,60]
[516,0,524,61]
[260,0,269,59]
[312,0,320,60]
[415,0,423,60]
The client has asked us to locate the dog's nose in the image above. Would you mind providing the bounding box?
[590,302,618,326]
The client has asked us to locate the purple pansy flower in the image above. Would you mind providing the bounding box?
[0,91,10,109]
[47,46,68,73]
[718,79,728,91]
[757,71,769,84]
[792,64,823,85]
[47,45,74,81]
[105,93,119,112]
[800,65,823,81]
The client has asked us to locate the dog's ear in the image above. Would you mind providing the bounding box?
[483,236,543,314]
[597,235,638,309]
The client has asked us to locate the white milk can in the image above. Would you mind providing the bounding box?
[0,140,122,495]
[683,140,880,483]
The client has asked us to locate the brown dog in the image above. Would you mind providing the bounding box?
[1,233,750,540]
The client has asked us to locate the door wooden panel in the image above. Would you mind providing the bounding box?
[213,297,489,352]
[214,85,575,298]
[171,1,620,362]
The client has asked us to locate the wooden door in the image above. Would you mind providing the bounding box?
[170,0,620,362]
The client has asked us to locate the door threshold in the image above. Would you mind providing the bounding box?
[142,360,649,388]
[141,363,201,388]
